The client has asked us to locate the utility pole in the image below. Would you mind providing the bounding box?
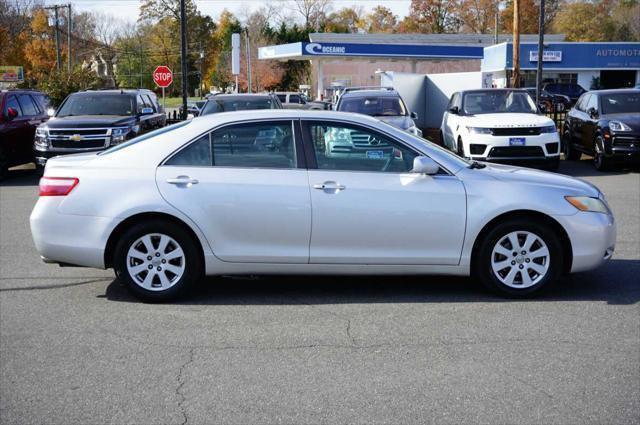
[45,5,63,72]
[199,41,204,98]
[535,0,546,107]
[67,4,72,73]
[494,11,499,45]
[245,29,252,93]
[511,0,520,88]
[180,0,188,119]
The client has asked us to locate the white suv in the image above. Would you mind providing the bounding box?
[440,89,560,170]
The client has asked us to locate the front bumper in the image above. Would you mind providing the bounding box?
[606,134,640,162]
[463,132,561,163]
[553,210,616,273]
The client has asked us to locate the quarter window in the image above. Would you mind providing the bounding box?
[307,122,417,173]
[4,96,22,117]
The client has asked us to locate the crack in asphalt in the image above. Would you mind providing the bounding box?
[0,278,110,292]
[176,348,195,425]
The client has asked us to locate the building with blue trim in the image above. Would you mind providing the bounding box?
[482,42,640,90]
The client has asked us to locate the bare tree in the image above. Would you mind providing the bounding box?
[93,12,126,46]
[290,0,332,30]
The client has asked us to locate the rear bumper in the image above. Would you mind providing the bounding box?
[553,211,616,273]
[30,197,118,269]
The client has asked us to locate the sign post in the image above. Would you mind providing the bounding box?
[152,65,173,115]
[232,33,240,93]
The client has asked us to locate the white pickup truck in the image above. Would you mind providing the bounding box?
[440,89,560,170]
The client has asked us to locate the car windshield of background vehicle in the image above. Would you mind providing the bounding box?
[339,97,407,117]
[463,91,537,114]
[57,94,135,117]
[99,121,192,155]
[601,93,640,114]
[201,98,275,115]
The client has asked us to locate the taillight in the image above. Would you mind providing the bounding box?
[39,177,79,196]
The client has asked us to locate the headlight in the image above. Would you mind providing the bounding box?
[466,126,492,134]
[110,126,135,145]
[609,121,632,132]
[565,196,610,214]
[34,126,49,148]
[539,125,558,133]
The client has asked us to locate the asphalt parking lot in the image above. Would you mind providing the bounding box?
[1,160,639,425]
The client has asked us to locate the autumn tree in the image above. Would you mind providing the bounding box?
[554,0,640,41]
[23,9,60,78]
[324,6,363,33]
[458,0,499,34]
[501,0,561,33]
[399,0,461,34]
[361,6,397,33]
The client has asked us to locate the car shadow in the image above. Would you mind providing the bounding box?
[103,258,640,306]
[0,166,41,187]
[558,157,639,177]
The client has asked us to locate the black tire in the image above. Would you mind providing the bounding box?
[474,218,564,298]
[562,129,581,161]
[113,219,203,302]
[593,135,612,172]
[0,146,9,181]
[544,156,560,171]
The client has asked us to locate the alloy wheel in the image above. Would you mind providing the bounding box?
[490,231,550,289]
[126,233,186,291]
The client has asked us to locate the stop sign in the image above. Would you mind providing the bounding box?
[152,66,173,88]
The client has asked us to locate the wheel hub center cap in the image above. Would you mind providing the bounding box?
[152,258,162,267]
[516,256,525,264]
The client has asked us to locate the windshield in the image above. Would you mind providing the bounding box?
[57,94,135,117]
[99,120,191,155]
[339,96,407,116]
[462,91,537,114]
[601,92,640,114]
[201,97,276,115]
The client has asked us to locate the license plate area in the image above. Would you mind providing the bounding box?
[509,137,526,146]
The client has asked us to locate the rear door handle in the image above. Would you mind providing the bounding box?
[313,181,346,191]
[167,176,199,186]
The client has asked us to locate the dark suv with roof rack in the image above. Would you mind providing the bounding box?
[33,89,166,167]
[0,89,50,179]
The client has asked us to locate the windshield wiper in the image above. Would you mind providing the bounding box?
[468,161,486,169]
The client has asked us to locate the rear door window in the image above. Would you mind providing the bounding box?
[18,94,39,116]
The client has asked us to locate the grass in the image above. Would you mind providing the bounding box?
[161,96,202,108]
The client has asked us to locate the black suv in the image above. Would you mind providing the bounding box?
[563,89,640,171]
[0,89,50,179]
[34,89,166,166]
[542,83,587,105]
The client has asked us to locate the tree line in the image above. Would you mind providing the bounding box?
[1,0,638,105]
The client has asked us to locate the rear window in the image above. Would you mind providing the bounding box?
[201,97,277,115]
[338,96,407,116]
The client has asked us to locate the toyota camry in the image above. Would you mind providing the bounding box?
[30,110,616,301]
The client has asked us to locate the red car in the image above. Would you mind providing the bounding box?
[0,89,50,179]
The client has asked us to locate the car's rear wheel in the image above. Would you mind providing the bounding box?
[114,220,202,302]
[475,218,564,297]
[562,130,581,161]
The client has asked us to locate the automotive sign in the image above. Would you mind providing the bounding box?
[0,66,24,83]
[529,51,563,62]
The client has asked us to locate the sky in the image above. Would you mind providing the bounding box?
[47,0,412,25]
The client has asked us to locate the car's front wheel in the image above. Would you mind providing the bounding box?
[475,218,564,297]
[0,147,9,181]
[114,220,203,302]
[593,135,612,172]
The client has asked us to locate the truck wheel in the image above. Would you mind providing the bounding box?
[113,219,203,302]
[474,218,563,298]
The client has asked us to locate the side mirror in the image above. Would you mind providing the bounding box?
[6,107,18,120]
[47,108,55,117]
[410,111,418,119]
[186,113,195,120]
[587,107,598,119]
[448,106,459,114]
[412,156,440,175]
[141,107,154,115]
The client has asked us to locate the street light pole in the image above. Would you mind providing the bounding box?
[54,6,61,72]
[535,0,546,107]
[179,0,188,119]
[512,0,520,88]
[67,3,72,73]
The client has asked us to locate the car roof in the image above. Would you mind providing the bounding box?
[589,88,640,95]
[208,93,274,98]
[458,89,528,94]
[340,90,399,98]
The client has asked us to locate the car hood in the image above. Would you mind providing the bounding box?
[46,115,136,128]
[463,113,553,127]
[476,162,600,197]
[603,113,640,132]
[376,115,414,130]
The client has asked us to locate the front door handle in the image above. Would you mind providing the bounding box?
[313,181,346,192]
[167,176,199,186]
